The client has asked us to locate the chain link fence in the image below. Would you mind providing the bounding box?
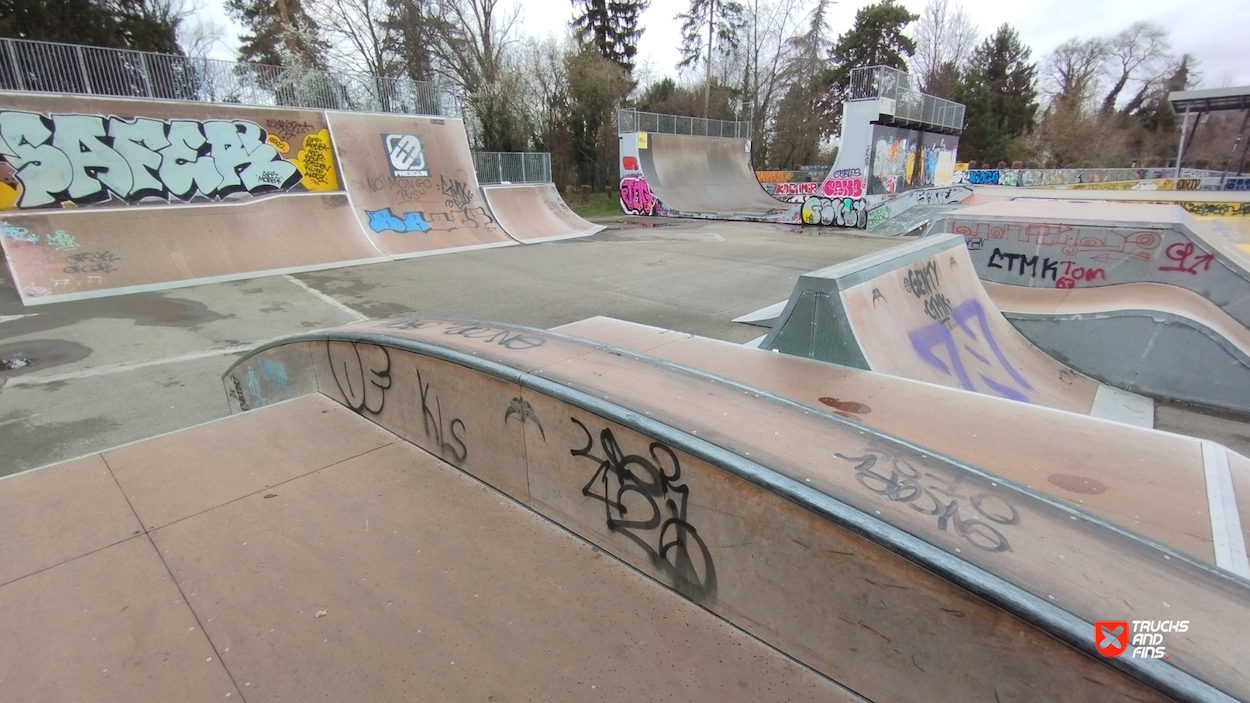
[472,152,552,184]
[617,108,751,139]
[0,37,455,117]
[847,65,965,132]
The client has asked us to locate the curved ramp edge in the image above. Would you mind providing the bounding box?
[761,234,1105,414]
[480,183,605,243]
[224,318,1249,703]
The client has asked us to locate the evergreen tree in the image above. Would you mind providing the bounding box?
[675,0,745,117]
[571,0,648,74]
[0,0,181,53]
[813,0,918,137]
[953,24,1038,164]
[226,0,327,67]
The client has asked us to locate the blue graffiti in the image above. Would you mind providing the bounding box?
[1,220,39,243]
[259,357,289,391]
[967,170,1000,185]
[245,366,269,406]
[1226,177,1250,192]
[366,208,432,234]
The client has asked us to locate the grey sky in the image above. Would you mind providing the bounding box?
[195,0,1250,88]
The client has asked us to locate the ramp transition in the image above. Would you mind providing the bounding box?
[984,281,1250,415]
[557,314,1250,573]
[481,183,604,243]
[217,316,1248,702]
[760,233,1151,417]
[0,93,596,305]
[924,200,1250,326]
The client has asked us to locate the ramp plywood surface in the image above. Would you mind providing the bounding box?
[985,281,1250,357]
[482,183,604,243]
[557,316,1241,566]
[235,318,1249,700]
[841,241,1101,412]
[0,193,385,305]
[639,133,791,215]
[326,112,516,257]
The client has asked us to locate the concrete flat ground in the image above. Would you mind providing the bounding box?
[2,216,1250,475]
[0,393,862,702]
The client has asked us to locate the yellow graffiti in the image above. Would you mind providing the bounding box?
[756,171,796,183]
[0,181,18,210]
[267,134,291,154]
[1181,202,1250,217]
[954,163,969,172]
[289,129,338,191]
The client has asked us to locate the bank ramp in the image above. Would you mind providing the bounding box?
[6,316,1248,701]
[760,233,1152,419]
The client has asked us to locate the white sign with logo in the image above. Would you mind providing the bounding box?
[383,134,429,177]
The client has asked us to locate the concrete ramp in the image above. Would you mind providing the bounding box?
[214,317,1248,702]
[324,112,516,258]
[635,133,792,217]
[481,183,604,243]
[986,281,1250,414]
[924,200,1250,326]
[759,234,1144,416]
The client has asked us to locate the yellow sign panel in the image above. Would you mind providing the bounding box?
[637,132,648,149]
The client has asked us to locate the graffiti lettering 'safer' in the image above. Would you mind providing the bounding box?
[0,111,302,208]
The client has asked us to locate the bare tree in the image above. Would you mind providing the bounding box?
[910,0,976,96]
[307,0,398,78]
[1042,37,1106,113]
[1100,21,1170,113]
[739,0,806,163]
[177,16,226,58]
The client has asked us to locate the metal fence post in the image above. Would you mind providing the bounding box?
[75,45,92,94]
[138,51,154,98]
[521,155,526,183]
[4,39,26,91]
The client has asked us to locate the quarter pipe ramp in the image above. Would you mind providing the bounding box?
[481,183,604,243]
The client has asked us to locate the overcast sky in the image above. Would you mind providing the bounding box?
[196,0,1250,88]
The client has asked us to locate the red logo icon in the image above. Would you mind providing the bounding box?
[1096,621,1129,657]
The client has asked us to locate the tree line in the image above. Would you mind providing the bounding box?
[4,0,1241,190]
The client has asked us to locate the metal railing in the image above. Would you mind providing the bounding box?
[617,108,751,139]
[0,37,455,116]
[847,65,965,132]
[473,152,552,184]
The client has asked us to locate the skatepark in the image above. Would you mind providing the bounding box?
[3,58,1250,703]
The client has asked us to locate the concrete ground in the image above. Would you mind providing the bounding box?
[3,215,1250,476]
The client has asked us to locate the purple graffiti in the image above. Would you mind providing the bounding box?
[907,299,1033,402]
[621,175,658,216]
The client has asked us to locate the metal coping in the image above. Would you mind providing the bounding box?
[801,232,963,289]
[224,320,1248,703]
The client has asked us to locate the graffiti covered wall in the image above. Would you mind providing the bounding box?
[867,125,959,196]
[0,99,338,210]
[618,132,663,216]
